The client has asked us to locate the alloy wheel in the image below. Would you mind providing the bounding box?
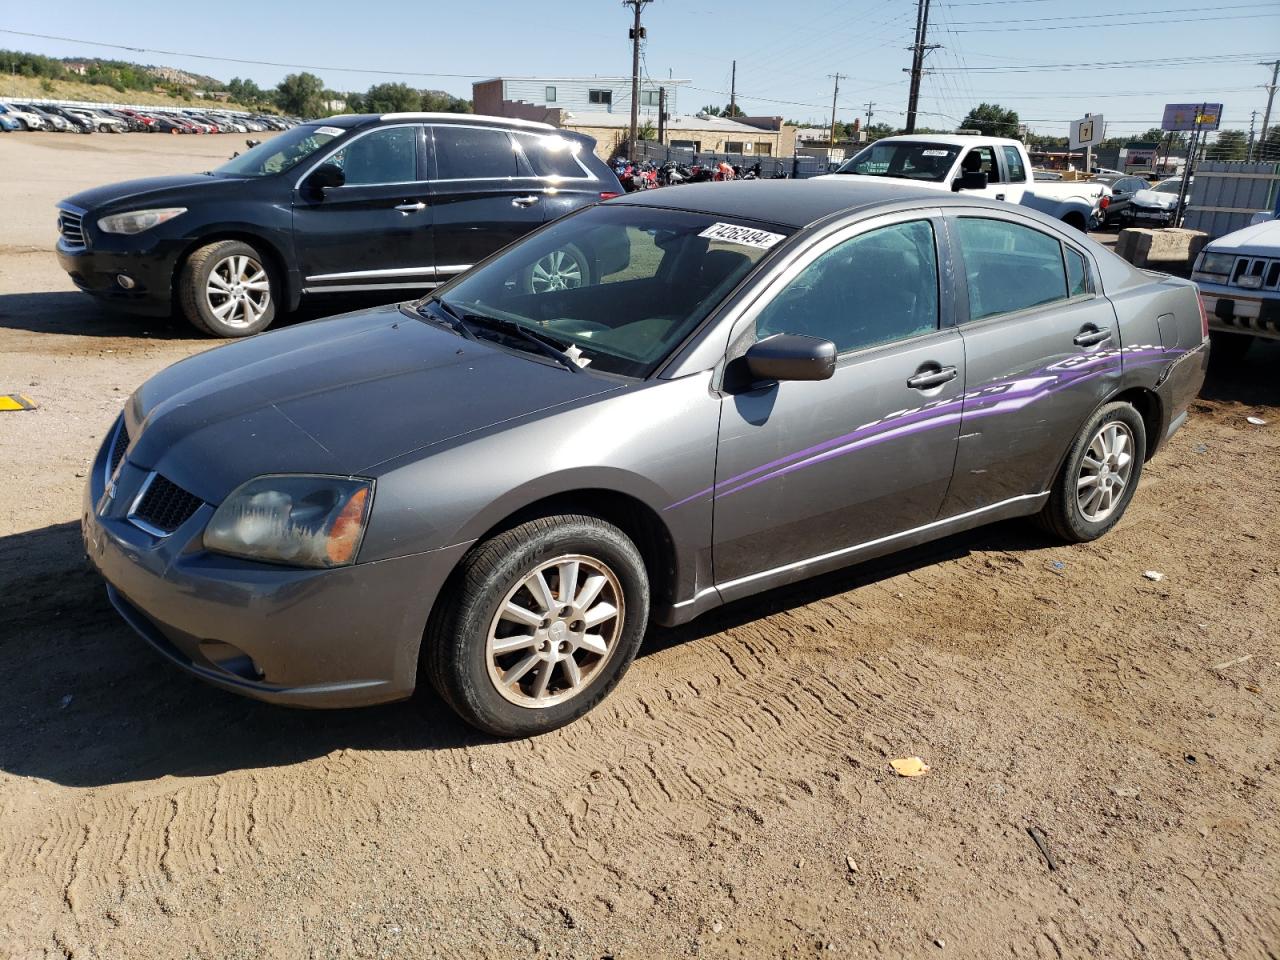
[1076,421,1134,522]
[205,254,271,329]
[485,554,624,708]
[530,249,585,294]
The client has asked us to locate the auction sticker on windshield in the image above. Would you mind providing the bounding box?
[698,223,786,249]
[313,126,345,137]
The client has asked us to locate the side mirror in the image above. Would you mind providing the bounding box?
[305,162,345,195]
[953,169,988,192]
[744,334,836,383]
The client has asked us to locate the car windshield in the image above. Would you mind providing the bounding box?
[833,142,961,182]
[417,204,792,379]
[213,124,344,177]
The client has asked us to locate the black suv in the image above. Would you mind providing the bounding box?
[56,113,622,336]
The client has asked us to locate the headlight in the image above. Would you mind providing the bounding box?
[204,475,373,568]
[96,207,187,235]
[1196,252,1235,277]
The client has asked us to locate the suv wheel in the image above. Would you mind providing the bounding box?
[1038,401,1146,543]
[178,240,277,337]
[523,244,593,294]
[424,514,650,737]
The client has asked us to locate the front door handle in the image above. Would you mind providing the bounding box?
[995,193,1006,201]
[395,202,426,214]
[512,195,541,208]
[906,365,959,390]
[1073,327,1112,347]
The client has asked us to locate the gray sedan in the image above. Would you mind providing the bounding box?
[83,180,1209,736]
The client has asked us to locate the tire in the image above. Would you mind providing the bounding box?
[423,514,650,737]
[1209,331,1253,368]
[178,240,277,337]
[1037,401,1147,543]
[521,243,594,295]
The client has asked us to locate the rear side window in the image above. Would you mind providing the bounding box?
[755,220,939,353]
[1066,247,1089,297]
[513,133,589,179]
[1001,146,1026,183]
[955,218,1068,321]
[433,126,518,180]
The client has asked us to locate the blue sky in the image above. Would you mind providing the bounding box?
[3,0,1278,138]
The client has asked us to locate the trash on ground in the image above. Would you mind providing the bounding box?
[845,855,858,872]
[1142,570,1165,582]
[1211,654,1253,671]
[1026,826,1058,871]
[1245,416,1267,426]
[1192,443,1208,453]
[1109,786,1140,798]
[1048,560,1065,572]
[890,757,930,777]
[0,393,37,412]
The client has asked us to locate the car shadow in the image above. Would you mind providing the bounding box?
[0,290,414,339]
[1201,337,1280,407]
[0,515,1055,789]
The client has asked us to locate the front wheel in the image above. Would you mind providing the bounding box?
[178,240,277,337]
[1038,402,1146,543]
[423,514,650,737]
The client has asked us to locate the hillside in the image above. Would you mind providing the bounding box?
[0,74,256,111]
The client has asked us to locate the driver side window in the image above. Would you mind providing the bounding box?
[754,220,939,354]
[326,126,419,185]
[961,146,1001,183]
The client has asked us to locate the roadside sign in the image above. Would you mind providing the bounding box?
[1069,114,1103,150]
[1162,103,1223,132]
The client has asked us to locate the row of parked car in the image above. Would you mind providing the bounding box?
[0,100,298,135]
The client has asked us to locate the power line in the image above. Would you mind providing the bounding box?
[952,11,1279,32]
[929,52,1280,72]
[948,1,1276,24]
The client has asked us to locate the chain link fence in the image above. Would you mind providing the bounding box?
[630,140,842,179]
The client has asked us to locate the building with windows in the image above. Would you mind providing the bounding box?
[473,77,796,161]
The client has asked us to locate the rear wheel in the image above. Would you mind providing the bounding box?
[1038,402,1146,543]
[178,240,277,337]
[423,514,650,737]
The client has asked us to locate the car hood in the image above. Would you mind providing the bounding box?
[1132,188,1179,209]
[1205,217,1280,257]
[62,173,242,213]
[124,304,623,504]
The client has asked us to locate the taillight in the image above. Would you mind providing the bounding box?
[599,191,620,201]
[1196,292,1209,341]
[1100,195,1110,210]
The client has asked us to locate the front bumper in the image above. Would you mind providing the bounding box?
[1125,206,1177,226]
[57,239,178,317]
[1195,281,1280,341]
[82,425,470,708]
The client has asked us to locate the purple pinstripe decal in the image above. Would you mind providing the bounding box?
[665,344,1182,510]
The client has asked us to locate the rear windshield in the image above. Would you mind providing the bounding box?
[834,142,961,183]
[213,124,343,178]
[420,204,792,379]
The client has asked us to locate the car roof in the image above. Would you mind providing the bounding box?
[873,133,1023,148]
[319,112,555,131]
[609,178,1001,229]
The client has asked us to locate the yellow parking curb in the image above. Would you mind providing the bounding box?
[0,394,37,411]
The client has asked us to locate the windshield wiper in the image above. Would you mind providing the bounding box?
[412,297,476,340]
[443,302,586,373]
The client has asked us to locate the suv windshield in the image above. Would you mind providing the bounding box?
[833,142,961,183]
[214,123,344,178]
[418,205,792,378]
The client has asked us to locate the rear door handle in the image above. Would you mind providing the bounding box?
[1073,327,1112,347]
[395,202,426,213]
[906,365,959,390]
[512,195,540,207]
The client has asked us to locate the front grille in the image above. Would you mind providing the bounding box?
[109,422,129,476]
[131,474,203,535]
[1230,256,1280,291]
[58,209,85,248]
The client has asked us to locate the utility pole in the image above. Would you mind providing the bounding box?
[623,0,652,159]
[729,60,736,117]
[658,86,666,145]
[904,0,940,134]
[828,73,845,150]
[1248,110,1258,162]
[1259,60,1279,161]
[865,101,875,128]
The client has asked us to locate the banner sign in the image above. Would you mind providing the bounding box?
[1161,103,1223,132]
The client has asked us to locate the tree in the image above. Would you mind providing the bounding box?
[419,89,472,113]
[274,72,325,118]
[700,104,723,117]
[362,82,420,113]
[227,76,268,106]
[960,103,1020,139]
[1205,129,1247,161]
[638,119,656,141]
[722,102,744,118]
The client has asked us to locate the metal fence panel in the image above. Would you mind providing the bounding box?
[1184,161,1280,238]
[631,141,840,178]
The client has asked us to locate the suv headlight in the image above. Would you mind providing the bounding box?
[204,475,373,568]
[1194,251,1235,278]
[96,207,187,235]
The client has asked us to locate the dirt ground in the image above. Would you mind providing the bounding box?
[0,132,1277,960]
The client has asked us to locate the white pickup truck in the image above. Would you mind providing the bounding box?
[819,134,1106,232]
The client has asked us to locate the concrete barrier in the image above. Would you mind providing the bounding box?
[1114,228,1209,274]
